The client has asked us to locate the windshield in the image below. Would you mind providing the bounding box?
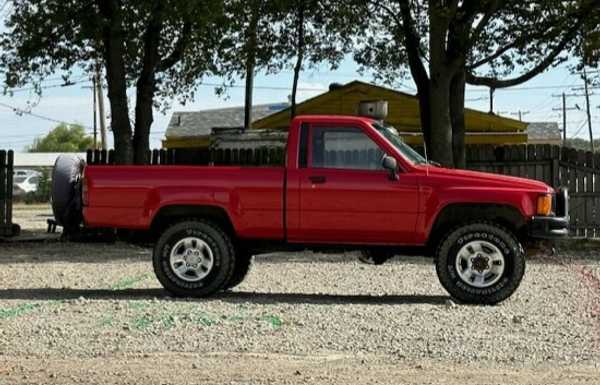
[372,123,427,165]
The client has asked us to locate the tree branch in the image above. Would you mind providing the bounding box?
[467,38,520,69]
[397,0,429,87]
[466,22,580,88]
[158,21,192,72]
[467,0,502,47]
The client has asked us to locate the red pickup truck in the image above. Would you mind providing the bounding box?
[52,115,569,304]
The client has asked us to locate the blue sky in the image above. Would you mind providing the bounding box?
[0,57,598,151]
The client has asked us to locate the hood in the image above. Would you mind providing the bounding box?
[414,164,553,192]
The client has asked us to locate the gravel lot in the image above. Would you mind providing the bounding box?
[1,204,600,384]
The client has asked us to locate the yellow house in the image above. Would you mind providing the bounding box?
[253,81,527,145]
[163,80,527,149]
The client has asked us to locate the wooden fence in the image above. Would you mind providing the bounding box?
[0,150,18,237]
[466,144,600,237]
[86,147,285,167]
[86,144,600,238]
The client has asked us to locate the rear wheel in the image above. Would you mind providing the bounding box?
[153,220,235,297]
[435,222,525,305]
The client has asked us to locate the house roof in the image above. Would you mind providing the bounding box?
[162,80,529,148]
[165,103,289,139]
[253,80,527,134]
[526,122,562,141]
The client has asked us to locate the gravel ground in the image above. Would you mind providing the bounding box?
[1,204,599,384]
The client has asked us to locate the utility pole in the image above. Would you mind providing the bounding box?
[509,110,530,121]
[571,67,596,152]
[95,64,107,150]
[92,75,97,149]
[582,67,594,152]
[83,78,98,149]
[552,92,580,146]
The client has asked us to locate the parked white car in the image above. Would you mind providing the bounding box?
[13,171,42,196]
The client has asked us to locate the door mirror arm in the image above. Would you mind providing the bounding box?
[382,155,399,181]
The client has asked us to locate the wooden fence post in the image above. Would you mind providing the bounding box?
[6,150,13,228]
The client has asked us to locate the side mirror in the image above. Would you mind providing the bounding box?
[382,155,399,180]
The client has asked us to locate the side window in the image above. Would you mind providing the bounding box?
[311,127,384,170]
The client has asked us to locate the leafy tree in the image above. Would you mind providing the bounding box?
[215,0,282,129]
[1,1,227,164]
[275,0,354,118]
[565,138,600,152]
[356,0,594,167]
[28,123,93,153]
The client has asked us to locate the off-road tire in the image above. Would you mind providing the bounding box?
[225,249,254,290]
[358,249,393,265]
[435,222,525,305]
[153,220,235,297]
[51,155,85,231]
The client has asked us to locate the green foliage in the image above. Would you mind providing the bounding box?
[27,124,93,153]
[565,138,600,152]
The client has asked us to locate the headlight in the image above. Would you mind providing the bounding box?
[536,193,552,216]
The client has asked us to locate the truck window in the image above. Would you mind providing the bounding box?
[311,127,384,170]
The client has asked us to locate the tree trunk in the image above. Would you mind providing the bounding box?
[450,69,466,168]
[244,4,260,130]
[290,3,305,119]
[97,0,133,164]
[133,79,156,165]
[429,74,454,167]
[429,0,454,167]
[132,3,163,165]
[415,85,431,153]
[428,3,454,167]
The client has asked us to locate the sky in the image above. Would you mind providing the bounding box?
[0,57,599,152]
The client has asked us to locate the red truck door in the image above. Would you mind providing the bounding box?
[290,123,420,245]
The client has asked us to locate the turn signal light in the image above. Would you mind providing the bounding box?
[537,194,552,216]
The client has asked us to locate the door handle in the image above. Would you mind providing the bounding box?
[309,175,327,184]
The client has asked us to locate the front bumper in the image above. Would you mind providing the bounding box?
[529,188,569,239]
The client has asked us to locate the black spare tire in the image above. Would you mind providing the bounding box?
[51,155,85,231]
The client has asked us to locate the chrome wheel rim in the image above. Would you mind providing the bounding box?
[455,240,505,288]
[169,237,214,282]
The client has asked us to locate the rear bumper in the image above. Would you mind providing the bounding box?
[529,188,569,239]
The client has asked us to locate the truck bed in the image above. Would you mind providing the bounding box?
[83,165,285,239]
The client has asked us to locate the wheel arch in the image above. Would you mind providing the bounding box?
[426,203,527,252]
[150,204,236,237]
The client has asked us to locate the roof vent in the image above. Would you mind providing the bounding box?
[358,100,388,120]
[329,82,344,92]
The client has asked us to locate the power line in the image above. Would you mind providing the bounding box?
[198,82,326,92]
[569,119,588,139]
[466,83,600,93]
[6,79,90,94]
[0,101,92,130]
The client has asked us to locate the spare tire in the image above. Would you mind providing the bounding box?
[51,155,85,231]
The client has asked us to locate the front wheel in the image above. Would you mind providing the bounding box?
[153,220,235,297]
[435,222,525,305]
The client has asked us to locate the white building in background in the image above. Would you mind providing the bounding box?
[12,152,86,170]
